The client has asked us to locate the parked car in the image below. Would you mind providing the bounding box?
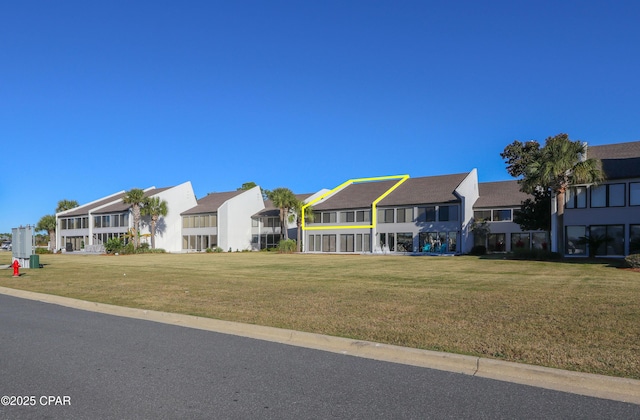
[1,241,11,250]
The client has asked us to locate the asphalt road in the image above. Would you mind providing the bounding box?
[0,294,638,419]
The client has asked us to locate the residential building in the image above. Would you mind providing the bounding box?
[181,186,264,252]
[56,181,197,253]
[563,140,640,257]
[473,181,549,253]
[304,171,479,254]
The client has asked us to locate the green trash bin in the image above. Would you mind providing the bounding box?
[29,254,40,269]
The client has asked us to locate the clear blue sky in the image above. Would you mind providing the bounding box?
[2,1,639,233]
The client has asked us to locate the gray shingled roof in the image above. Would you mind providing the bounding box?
[181,190,244,215]
[474,180,532,208]
[93,187,172,214]
[588,140,640,180]
[313,173,468,211]
[252,193,313,218]
[61,192,127,217]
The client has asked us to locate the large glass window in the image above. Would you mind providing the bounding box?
[566,226,587,255]
[439,206,458,222]
[340,211,355,223]
[94,216,102,228]
[378,209,394,223]
[630,183,640,206]
[396,233,413,252]
[363,234,371,252]
[590,225,624,256]
[630,225,640,254]
[532,232,549,250]
[322,235,336,252]
[511,233,531,250]
[340,234,354,252]
[487,234,505,252]
[356,210,371,223]
[492,209,512,222]
[322,212,337,223]
[591,184,625,208]
[417,207,436,222]
[566,186,587,209]
[396,208,414,223]
[473,210,491,221]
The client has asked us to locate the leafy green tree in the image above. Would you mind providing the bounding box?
[56,199,79,213]
[513,189,551,232]
[268,187,298,241]
[502,134,603,253]
[122,188,146,249]
[36,214,57,251]
[237,182,257,191]
[141,196,168,249]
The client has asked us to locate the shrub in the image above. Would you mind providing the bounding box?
[35,247,53,254]
[277,239,297,253]
[123,242,135,255]
[625,254,640,269]
[469,245,487,256]
[105,237,124,254]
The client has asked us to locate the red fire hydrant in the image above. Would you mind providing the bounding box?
[12,260,20,277]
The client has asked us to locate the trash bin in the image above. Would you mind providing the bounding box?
[29,254,40,269]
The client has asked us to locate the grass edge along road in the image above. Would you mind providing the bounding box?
[1,252,639,379]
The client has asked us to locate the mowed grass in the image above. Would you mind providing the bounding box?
[1,252,639,379]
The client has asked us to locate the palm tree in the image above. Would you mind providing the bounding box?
[56,199,79,213]
[268,187,298,241]
[122,188,146,249]
[523,134,603,254]
[36,214,57,251]
[141,196,168,249]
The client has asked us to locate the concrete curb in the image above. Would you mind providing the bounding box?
[1,286,639,405]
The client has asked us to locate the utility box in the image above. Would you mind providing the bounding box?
[12,226,34,268]
[29,254,40,269]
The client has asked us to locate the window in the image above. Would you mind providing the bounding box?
[492,209,512,222]
[630,225,640,254]
[340,234,354,252]
[356,210,371,223]
[377,209,394,223]
[356,234,362,252]
[487,234,505,252]
[396,233,413,252]
[322,212,337,223]
[314,235,321,252]
[589,225,624,256]
[322,235,336,252]
[252,218,259,227]
[565,226,586,255]
[210,214,217,227]
[363,234,371,252]
[566,186,587,209]
[340,211,354,223]
[60,219,67,230]
[417,207,436,222]
[94,216,102,228]
[473,210,491,221]
[396,208,414,223]
[591,184,625,208]
[439,205,458,222]
[511,233,530,250]
[532,232,549,250]
[630,183,640,206]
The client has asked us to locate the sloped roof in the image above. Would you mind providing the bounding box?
[61,192,127,217]
[93,187,172,214]
[181,190,244,215]
[313,173,468,211]
[474,180,532,208]
[252,193,314,218]
[588,140,640,180]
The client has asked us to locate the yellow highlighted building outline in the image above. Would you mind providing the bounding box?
[301,175,410,231]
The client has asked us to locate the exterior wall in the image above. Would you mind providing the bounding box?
[141,181,198,253]
[219,186,265,251]
[455,168,479,254]
[563,177,640,256]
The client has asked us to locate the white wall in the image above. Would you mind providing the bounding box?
[141,181,198,252]
[455,168,479,254]
[219,186,265,251]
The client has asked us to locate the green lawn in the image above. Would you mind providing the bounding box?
[1,252,639,379]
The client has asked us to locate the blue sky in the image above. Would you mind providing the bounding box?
[2,1,639,233]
